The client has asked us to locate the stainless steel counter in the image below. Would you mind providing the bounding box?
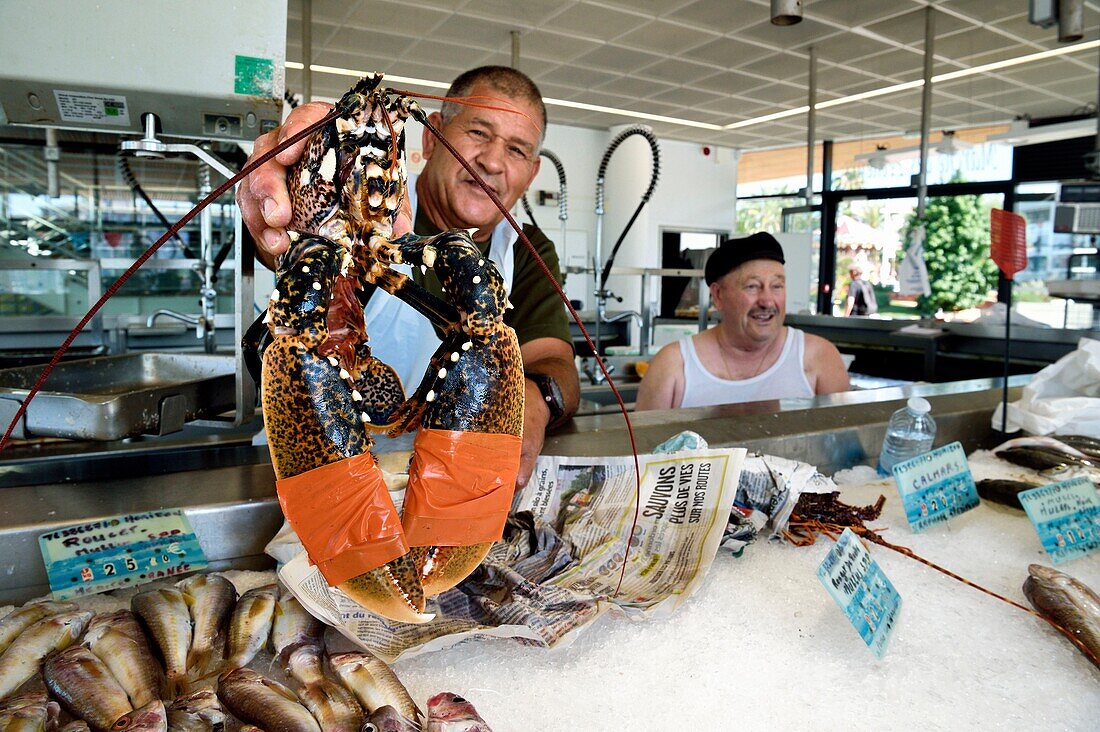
[0,376,1027,604]
[787,313,1095,381]
[554,376,1027,469]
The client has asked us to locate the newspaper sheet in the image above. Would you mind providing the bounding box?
[280,445,746,661]
[515,448,745,617]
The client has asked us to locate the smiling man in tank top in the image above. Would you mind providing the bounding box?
[636,232,850,411]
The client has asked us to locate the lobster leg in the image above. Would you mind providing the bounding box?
[262,234,431,624]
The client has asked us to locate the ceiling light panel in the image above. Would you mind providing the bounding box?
[668,1,767,34]
[546,3,647,42]
[864,8,974,44]
[616,20,719,55]
[810,0,917,26]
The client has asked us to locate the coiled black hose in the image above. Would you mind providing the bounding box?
[116,151,197,259]
[597,125,660,289]
[521,148,567,229]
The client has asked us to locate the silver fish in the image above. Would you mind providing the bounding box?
[0,691,60,732]
[166,689,228,732]
[177,573,237,675]
[0,610,92,700]
[362,705,421,732]
[271,592,324,663]
[42,645,133,731]
[0,601,77,655]
[225,585,278,669]
[1023,563,1100,670]
[216,668,320,732]
[84,610,164,708]
[132,588,192,697]
[112,700,168,732]
[425,694,492,732]
[285,644,326,688]
[297,677,363,732]
[60,722,92,732]
[329,652,419,723]
[283,641,362,732]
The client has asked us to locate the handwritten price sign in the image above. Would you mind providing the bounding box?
[891,442,979,533]
[817,528,902,659]
[39,509,207,599]
[1018,477,1100,565]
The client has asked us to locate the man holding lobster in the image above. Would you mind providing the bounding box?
[238,66,579,490]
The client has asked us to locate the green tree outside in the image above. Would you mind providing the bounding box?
[901,179,999,316]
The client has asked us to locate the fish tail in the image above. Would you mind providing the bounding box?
[187,664,223,688]
[186,646,223,678]
[165,673,190,699]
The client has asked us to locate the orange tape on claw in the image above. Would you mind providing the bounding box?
[403,428,521,547]
[276,452,409,586]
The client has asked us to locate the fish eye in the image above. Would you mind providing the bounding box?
[363,725,378,732]
[112,716,131,730]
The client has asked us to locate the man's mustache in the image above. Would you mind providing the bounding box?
[749,306,780,317]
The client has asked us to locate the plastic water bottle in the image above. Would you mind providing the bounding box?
[877,397,936,476]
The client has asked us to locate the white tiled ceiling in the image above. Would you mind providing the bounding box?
[294,0,1093,150]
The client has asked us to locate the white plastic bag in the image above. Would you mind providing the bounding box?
[992,338,1100,436]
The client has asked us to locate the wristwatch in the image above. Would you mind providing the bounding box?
[526,372,566,427]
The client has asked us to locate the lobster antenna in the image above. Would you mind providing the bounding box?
[391,90,542,138]
[0,109,341,453]
[418,112,641,598]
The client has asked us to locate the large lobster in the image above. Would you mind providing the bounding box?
[256,75,525,623]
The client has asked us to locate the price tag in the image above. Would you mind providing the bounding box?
[891,441,979,532]
[1018,477,1100,565]
[817,528,902,659]
[39,509,207,599]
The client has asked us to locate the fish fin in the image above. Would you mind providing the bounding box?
[259,676,300,703]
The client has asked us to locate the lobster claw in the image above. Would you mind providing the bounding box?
[339,555,434,625]
[411,544,494,598]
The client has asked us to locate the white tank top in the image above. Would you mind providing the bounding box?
[677,327,814,408]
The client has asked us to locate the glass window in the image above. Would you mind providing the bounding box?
[1014,182,1097,329]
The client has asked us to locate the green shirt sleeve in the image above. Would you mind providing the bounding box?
[507,224,573,350]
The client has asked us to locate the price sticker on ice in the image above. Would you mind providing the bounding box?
[817,528,902,659]
[39,509,207,599]
[1018,477,1100,565]
[891,441,979,532]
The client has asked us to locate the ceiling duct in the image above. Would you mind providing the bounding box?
[770,0,802,26]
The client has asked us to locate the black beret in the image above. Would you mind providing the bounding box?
[704,232,785,285]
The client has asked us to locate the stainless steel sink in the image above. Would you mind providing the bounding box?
[0,353,235,440]
[577,383,639,414]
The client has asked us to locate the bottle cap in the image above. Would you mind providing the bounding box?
[907,396,931,414]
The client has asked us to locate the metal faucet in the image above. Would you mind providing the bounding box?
[583,300,641,385]
[147,309,198,328]
[581,356,615,386]
[146,309,216,353]
[596,295,642,327]
[125,117,228,357]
